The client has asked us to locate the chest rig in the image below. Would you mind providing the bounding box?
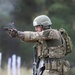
[36,29,66,59]
[36,29,70,74]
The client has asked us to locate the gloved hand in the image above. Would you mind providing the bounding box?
[7,28,18,38]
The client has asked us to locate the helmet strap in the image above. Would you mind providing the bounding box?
[43,25,51,30]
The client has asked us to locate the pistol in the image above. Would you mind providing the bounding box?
[4,27,12,31]
[4,22,15,31]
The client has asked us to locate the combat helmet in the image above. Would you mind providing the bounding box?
[33,15,52,27]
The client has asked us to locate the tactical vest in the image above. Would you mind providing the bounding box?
[36,29,66,59]
[36,29,71,74]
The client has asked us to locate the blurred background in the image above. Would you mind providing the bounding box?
[0,0,75,75]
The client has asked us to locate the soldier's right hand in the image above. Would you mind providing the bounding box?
[7,28,18,38]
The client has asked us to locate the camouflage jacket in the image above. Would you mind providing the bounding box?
[17,28,67,58]
[17,29,62,43]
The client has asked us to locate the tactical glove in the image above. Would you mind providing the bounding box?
[7,28,18,38]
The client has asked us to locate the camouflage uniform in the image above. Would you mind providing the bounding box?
[7,15,72,75]
[17,28,70,75]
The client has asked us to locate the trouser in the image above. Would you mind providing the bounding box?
[37,58,70,75]
[43,70,60,75]
[43,70,68,75]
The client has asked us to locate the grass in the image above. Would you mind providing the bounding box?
[0,65,75,75]
[0,66,33,75]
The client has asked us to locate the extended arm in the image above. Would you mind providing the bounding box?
[17,31,44,42]
[4,28,61,42]
[4,28,48,42]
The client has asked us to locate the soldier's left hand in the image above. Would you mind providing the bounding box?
[7,28,18,38]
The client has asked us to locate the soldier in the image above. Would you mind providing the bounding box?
[5,15,72,75]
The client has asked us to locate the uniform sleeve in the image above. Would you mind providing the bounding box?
[17,29,61,42]
[17,31,45,42]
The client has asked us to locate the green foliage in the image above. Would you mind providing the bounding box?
[71,67,75,75]
[49,3,69,13]
[51,17,66,29]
